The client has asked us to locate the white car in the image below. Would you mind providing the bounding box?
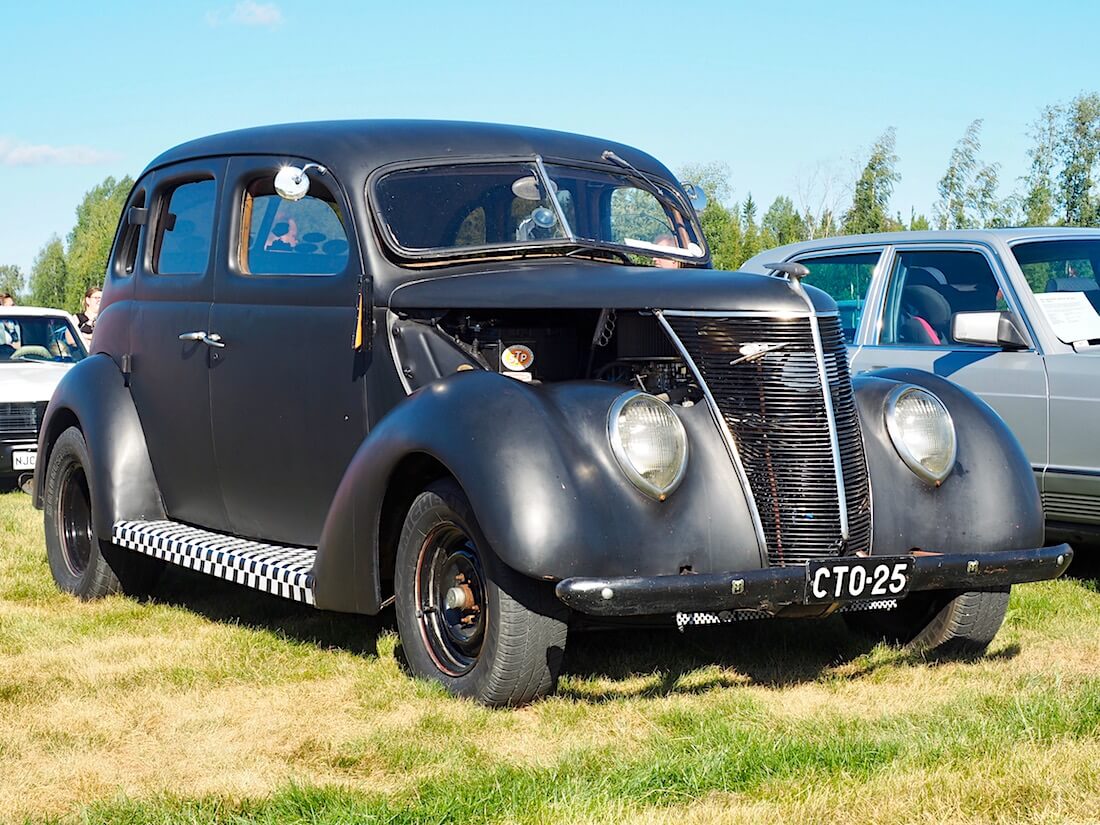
[1,306,87,490]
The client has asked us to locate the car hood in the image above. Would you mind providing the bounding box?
[0,362,73,403]
[387,260,836,314]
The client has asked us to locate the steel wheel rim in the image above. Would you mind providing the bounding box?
[414,523,487,677]
[59,463,93,578]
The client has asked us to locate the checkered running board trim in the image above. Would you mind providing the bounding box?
[113,520,317,605]
[676,609,772,629]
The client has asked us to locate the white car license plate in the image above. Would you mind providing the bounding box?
[12,451,36,471]
[805,557,912,604]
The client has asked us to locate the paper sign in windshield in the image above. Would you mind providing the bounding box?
[1034,291,1100,344]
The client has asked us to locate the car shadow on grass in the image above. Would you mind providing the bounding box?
[557,617,1021,701]
[149,563,391,658]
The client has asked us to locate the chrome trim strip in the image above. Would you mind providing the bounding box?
[655,310,768,561]
[807,312,850,539]
[662,309,838,319]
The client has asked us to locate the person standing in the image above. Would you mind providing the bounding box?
[75,286,101,349]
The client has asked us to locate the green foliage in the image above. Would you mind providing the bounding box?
[1023,105,1060,226]
[0,264,23,298]
[935,120,1010,229]
[842,128,900,235]
[64,175,133,312]
[762,195,808,247]
[1056,93,1100,226]
[29,236,68,308]
[676,161,733,204]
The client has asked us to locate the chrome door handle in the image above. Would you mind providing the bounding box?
[178,331,226,349]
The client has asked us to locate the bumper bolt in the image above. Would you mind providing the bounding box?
[1057,554,1065,566]
[600,587,614,600]
[731,578,745,595]
[967,560,979,574]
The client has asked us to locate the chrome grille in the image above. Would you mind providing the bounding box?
[666,314,872,566]
[0,403,38,435]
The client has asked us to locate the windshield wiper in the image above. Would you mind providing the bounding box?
[601,150,671,202]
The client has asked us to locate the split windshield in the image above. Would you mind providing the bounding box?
[373,158,706,265]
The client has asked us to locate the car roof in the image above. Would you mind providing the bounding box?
[144,119,676,180]
[742,227,1100,272]
[0,306,75,319]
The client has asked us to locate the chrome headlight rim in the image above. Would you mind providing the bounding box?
[884,384,957,485]
[607,391,689,501]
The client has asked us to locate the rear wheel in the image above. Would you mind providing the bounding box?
[43,427,163,600]
[394,478,568,706]
[845,587,1010,657]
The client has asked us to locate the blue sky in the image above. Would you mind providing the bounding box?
[3,0,1098,280]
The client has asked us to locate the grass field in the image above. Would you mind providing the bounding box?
[2,489,1100,824]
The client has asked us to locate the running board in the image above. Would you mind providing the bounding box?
[113,520,317,605]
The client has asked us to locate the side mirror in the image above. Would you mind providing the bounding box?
[274,163,328,201]
[951,310,1029,350]
[681,182,708,212]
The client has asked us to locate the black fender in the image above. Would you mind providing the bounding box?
[855,367,1044,556]
[34,354,165,538]
[312,370,760,614]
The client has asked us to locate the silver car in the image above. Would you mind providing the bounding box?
[744,229,1100,546]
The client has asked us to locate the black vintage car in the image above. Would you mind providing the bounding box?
[35,121,1071,705]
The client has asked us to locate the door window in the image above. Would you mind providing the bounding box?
[240,178,350,275]
[879,250,1004,346]
[794,251,881,342]
[154,178,217,275]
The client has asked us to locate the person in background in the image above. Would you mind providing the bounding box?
[75,286,102,349]
[653,233,682,269]
[0,292,14,306]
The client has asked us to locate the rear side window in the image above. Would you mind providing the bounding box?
[155,179,217,275]
[240,178,349,275]
[114,188,146,277]
[796,252,881,342]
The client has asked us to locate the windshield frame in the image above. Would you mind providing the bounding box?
[367,155,710,267]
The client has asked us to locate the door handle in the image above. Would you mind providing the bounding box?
[178,331,226,349]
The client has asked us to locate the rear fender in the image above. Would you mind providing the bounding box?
[34,355,165,538]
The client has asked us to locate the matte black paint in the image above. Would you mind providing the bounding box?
[33,355,165,537]
[312,370,760,613]
[556,544,1072,616]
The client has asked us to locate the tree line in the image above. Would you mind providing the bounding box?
[4,93,1100,305]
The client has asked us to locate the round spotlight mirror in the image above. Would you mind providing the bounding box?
[681,182,708,212]
[274,166,310,201]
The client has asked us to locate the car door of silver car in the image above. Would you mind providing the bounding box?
[849,245,1049,476]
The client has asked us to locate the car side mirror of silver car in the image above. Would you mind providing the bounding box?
[951,310,1029,350]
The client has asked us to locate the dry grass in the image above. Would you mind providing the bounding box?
[2,490,1099,824]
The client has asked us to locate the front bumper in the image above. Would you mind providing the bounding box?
[555,544,1073,617]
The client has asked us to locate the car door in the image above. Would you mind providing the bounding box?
[208,156,368,547]
[128,160,230,531]
[850,245,1049,472]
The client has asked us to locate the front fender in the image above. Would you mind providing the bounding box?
[312,370,759,614]
[34,354,165,539]
[856,367,1044,556]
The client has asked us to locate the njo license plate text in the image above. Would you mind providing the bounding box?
[804,557,912,603]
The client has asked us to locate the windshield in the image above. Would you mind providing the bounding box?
[1012,239,1100,344]
[372,158,706,266]
[0,315,87,363]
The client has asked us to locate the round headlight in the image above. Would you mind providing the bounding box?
[608,392,689,500]
[884,386,957,485]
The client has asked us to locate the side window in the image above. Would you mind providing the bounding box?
[609,187,671,245]
[796,252,881,343]
[879,250,1003,347]
[241,178,350,275]
[154,178,217,275]
[113,188,146,276]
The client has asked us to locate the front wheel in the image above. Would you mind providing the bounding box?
[845,587,1010,657]
[394,478,568,706]
[43,427,163,600]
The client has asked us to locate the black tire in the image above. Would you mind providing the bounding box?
[43,427,163,601]
[394,478,568,706]
[845,587,1010,657]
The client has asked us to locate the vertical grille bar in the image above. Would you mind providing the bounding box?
[664,313,872,567]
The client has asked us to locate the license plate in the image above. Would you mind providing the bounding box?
[12,451,36,470]
[805,556,912,604]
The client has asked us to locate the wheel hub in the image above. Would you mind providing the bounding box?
[415,525,487,677]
